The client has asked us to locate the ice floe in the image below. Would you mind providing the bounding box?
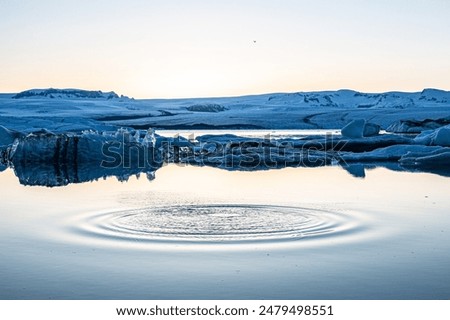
[341,119,380,138]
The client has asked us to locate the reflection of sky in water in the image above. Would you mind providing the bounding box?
[0,165,449,299]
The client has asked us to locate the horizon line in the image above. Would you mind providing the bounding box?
[1,86,449,100]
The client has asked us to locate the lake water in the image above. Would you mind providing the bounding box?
[0,131,449,299]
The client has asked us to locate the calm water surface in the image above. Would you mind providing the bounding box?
[0,162,449,299]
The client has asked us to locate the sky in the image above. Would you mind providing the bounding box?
[1,0,449,98]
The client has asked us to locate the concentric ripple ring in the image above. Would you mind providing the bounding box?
[71,204,366,245]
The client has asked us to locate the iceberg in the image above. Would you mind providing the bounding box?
[413,124,450,146]
[386,118,450,133]
[4,128,162,187]
[341,119,380,138]
[432,125,450,147]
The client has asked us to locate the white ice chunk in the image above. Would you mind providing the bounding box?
[341,119,380,138]
[341,119,365,138]
[413,124,450,147]
[142,128,156,147]
[433,125,450,147]
[363,122,381,137]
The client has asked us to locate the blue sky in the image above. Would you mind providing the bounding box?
[1,0,449,98]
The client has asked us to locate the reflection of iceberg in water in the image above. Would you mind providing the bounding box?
[341,162,450,178]
[2,127,450,187]
[5,129,163,187]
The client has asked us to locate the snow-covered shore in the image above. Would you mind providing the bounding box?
[1,88,449,133]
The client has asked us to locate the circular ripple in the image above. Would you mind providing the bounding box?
[72,204,364,245]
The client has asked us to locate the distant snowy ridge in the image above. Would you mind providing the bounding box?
[262,88,450,109]
[12,88,128,100]
[1,87,449,132]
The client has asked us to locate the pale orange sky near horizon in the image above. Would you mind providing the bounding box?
[1,0,449,98]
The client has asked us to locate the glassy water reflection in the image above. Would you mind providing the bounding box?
[0,164,449,299]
